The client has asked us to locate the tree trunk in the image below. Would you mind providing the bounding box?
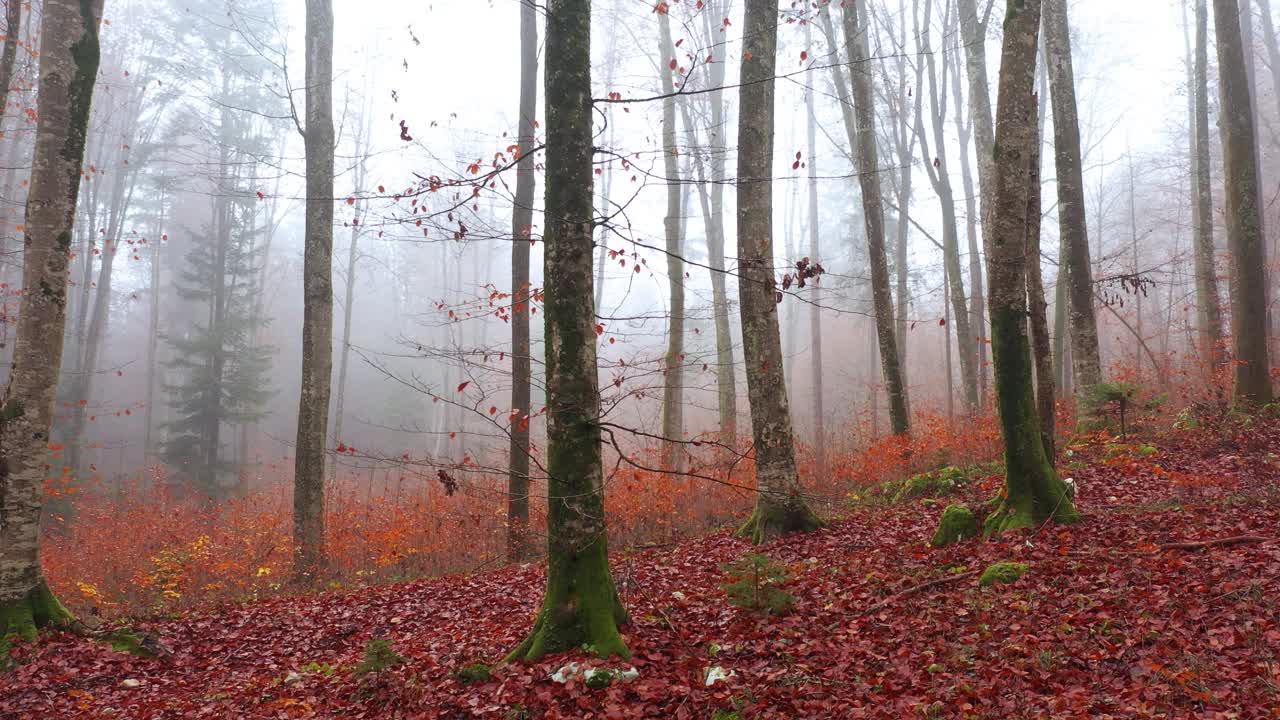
[702,0,737,444]
[985,0,1078,535]
[1193,0,1226,367]
[956,0,996,227]
[294,0,335,580]
[1025,114,1055,462]
[919,0,979,414]
[0,0,103,645]
[1213,0,1275,403]
[658,9,684,473]
[1043,0,1103,410]
[734,0,823,544]
[805,19,826,483]
[332,118,369,473]
[0,0,20,132]
[507,0,537,563]
[506,0,628,662]
[843,0,909,435]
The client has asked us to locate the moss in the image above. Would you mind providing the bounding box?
[736,497,824,545]
[930,505,979,547]
[454,663,492,685]
[979,561,1029,587]
[0,400,23,422]
[711,712,741,720]
[106,630,159,658]
[0,581,73,666]
[583,668,613,689]
[895,466,967,502]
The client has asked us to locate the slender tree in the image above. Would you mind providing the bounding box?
[294,0,335,579]
[1192,0,1225,368]
[804,18,827,482]
[657,6,684,472]
[1212,0,1274,403]
[1043,0,1102,406]
[0,0,104,647]
[506,0,628,661]
[844,0,909,434]
[0,0,20,129]
[507,0,537,562]
[984,0,1078,534]
[1025,106,1055,461]
[735,0,823,543]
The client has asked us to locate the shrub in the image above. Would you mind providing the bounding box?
[354,638,404,677]
[721,554,792,614]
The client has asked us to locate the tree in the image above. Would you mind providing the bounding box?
[1212,0,1274,404]
[505,0,628,662]
[507,0,537,562]
[734,0,823,544]
[0,0,104,647]
[1043,0,1103,407]
[657,6,684,472]
[1190,0,1224,368]
[804,18,827,483]
[984,0,1078,534]
[294,0,336,579]
[1025,106,1055,461]
[0,0,20,132]
[917,0,980,413]
[843,0,909,435]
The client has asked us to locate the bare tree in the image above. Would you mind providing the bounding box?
[507,0,537,562]
[0,0,104,645]
[984,0,1078,534]
[1213,0,1275,403]
[505,0,628,661]
[1043,0,1103,406]
[804,18,827,482]
[294,0,335,580]
[735,0,823,543]
[658,7,684,472]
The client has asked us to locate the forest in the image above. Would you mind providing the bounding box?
[0,0,1278,716]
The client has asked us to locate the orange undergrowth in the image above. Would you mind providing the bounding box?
[43,411,1001,617]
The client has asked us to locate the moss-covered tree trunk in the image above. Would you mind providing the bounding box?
[506,0,628,662]
[734,0,823,545]
[1043,0,1102,410]
[506,0,537,563]
[293,0,335,581]
[658,8,684,473]
[985,0,1078,535]
[1212,0,1275,405]
[842,0,910,435]
[0,0,103,649]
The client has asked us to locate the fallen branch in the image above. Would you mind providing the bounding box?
[1158,535,1268,552]
[863,570,978,615]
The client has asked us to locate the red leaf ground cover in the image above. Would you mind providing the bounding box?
[4,418,1278,719]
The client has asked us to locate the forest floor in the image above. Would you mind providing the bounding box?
[2,418,1280,719]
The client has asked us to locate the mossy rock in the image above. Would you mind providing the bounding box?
[893,466,968,503]
[979,562,1029,587]
[930,505,979,547]
[583,668,614,689]
[454,663,492,685]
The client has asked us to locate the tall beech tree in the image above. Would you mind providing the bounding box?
[844,0,909,435]
[804,18,827,482]
[507,0,537,563]
[984,0,1078,534]
[1043,0,1102,406]
[1192,0,1225,366]
[657,6,684,472]
[506,0,628,661]
[294,0,335,579]
[735,0,823,544]
[1212,0,1274,404]
[0,0,104,647]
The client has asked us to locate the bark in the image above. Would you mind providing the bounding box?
[1025,115,1055,462]
[508,0,537,562]
[0,0,20,130]
[1213,0,1275,404]
[1043,0,1103,407]
[333,116,370,473]
[0,0,102,640]
[506,0,628,662]
[734,0,823,544]
[1192,0,1226,367]
[918,0,980,414]
[294,0,335,580]
[657,9,684,473]
[804,19,827,482]
[702,0,737,443]
[888,0,920,381]
[955,0,996,226]
[948,28,989,404]
[985,0,1077,535]
[843,0,909,435]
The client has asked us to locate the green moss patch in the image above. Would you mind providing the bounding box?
[979,562,1029,587]
[930,505,979,547]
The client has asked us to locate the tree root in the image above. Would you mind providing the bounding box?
[1157,535,1268,551]
[863,570,979,615]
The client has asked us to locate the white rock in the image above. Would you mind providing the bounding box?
[671,591,687,601]
[550,661,581,684]
[615,667,640,683]
[704,666,735,686]
[283,671,303,685]
[120,679,142,689]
